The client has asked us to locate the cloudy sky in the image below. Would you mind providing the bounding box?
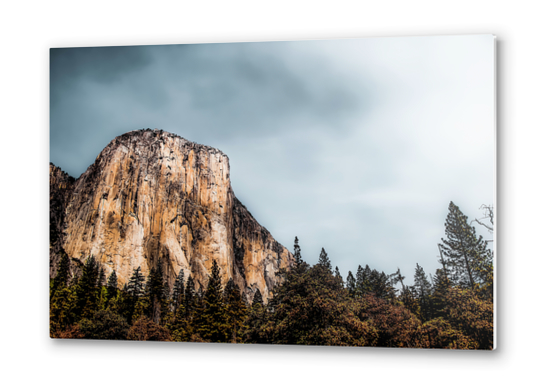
[50,35,495,285]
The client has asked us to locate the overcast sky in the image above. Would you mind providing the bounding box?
[50,35,495,286]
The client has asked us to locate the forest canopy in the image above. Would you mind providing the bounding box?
[50,201,493,349]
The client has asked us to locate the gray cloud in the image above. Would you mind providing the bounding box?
[50,42,367,178]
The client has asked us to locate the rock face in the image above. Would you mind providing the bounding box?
[49,163,75,276]
[50,129,293,301]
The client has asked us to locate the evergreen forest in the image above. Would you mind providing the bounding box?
[50,201,494,349]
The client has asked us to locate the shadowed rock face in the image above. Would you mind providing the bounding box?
[50,129,293,301]
[49,163,75,276]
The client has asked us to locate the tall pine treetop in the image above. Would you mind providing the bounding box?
[127,266,145,298]
[440,201,491,290]
[317,247,332,271]
[293,236,303,265]
[107,270,118,291]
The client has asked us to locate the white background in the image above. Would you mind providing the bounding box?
[0,0,538,382]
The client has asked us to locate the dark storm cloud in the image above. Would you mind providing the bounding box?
[50,46,152,99]
[50,42,366,178]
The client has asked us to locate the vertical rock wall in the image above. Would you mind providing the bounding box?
[51,129,293,301]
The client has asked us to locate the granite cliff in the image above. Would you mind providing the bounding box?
[49,129,293,302]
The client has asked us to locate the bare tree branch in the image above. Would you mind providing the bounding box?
[471,204,494,234]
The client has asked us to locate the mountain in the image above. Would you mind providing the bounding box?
[49,129,293,302]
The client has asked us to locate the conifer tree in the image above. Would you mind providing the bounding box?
[414,263,432,321]
[398,286,420,318]
[172,269,185,313]
[127,266,145,299]
[431,268,451,318]
[52,251,70,293]
[439,201,492,290]
[50,253,76,335]
[50,285,78,334]
[361,265,373,295]
[125,266,146,323]
[223,278,248,343]
[199,260,228,342]
[103,270,118,311]
[242,287,268,344]
[317,248,332,271]
[144,260,168,324]
[293,236,302,266]
[355,265,364,297]
[190,287,206,339]
[334,266,343,287]
[107,270,118,297]
[346,271,356,297]
[184,275,196,318]
[170,299,189,341]
[252,288,264,307]
[97,267,105,287]
[373,271,396,300]
[169,272,191,342]
[75,255,100,320]
[223,278,235,302]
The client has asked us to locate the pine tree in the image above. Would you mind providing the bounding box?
[293,236,302,266]
[355,265,365,297]
[439,201,492,290]
[431,268,451,319]
[223,278,248,343]
[199,260,228,342]
[334,266,343,287]
[125,266,146,323]
[172,269,185,313]
[51,251,70,294]
[190,287,206,340]
[97,267,105,287]
[127,266,145,299]
[50,285,78,335]
[103,270,118,311]
[392,283,418,318]
[252,288,263,307]
[242,288,268,344]
[184,275,196,318]
[317,248,332,271]
[144,260,168,324]
[414,263,432,322]
[374,271,396,300]
[169,272,191,342]
[107,271,118,297]
[359,267,396,300]
[50,253,76,335]
[361,265,372,295]
[75,255,100,320]
[346,271,356,297]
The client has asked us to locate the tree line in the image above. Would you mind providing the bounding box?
[50,201,493,349]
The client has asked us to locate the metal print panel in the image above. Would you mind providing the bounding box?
[49,35,495,349]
